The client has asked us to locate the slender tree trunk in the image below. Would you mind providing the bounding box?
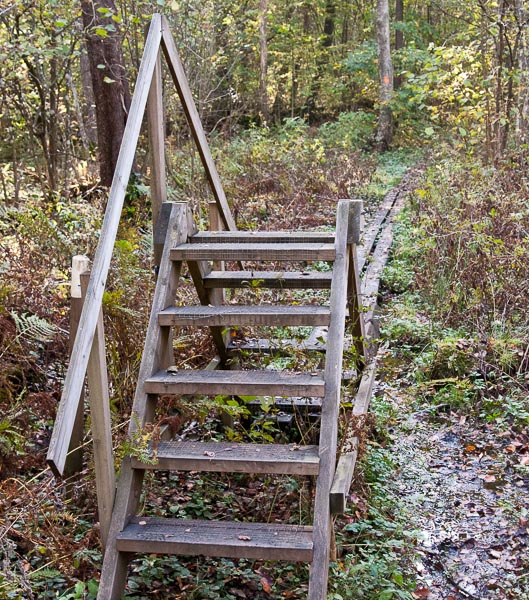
[79,39,98,146]
[80,0,131,187]
[394,0,404,88]
[375,0,394,150]
[259,0,269,123]
[515,0,529,145]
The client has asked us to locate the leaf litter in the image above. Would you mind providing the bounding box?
[376,348,529,600]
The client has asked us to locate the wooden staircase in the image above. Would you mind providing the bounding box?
[45,15,372,599]
[97,200,359,599]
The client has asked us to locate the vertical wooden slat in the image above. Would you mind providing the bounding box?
[160,17,237,232]
[346,199,367,362]
[147,49,167,266]
[80,273,115,550]
[308,201,351,600]
[97,202,188,600]
[64,255,90,480]
[46,14,163,476]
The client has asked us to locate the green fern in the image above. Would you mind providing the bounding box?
[11,311,63,343]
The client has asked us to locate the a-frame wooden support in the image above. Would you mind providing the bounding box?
[46,14,369,600]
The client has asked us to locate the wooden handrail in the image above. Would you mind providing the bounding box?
[46,15,163,475]
[47,13,238,476]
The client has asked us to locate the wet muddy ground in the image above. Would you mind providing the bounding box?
[377,351,529,600]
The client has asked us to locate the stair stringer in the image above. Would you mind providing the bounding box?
[308,200,351,600]
[97,202,190,600]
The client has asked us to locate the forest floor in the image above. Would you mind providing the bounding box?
[372,347,529,600]
[2,141,528,599]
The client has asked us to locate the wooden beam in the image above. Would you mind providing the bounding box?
[97,202,189,599]
[80,273,115,549]
[147,49,167,265]
[63,255,90,480]
[46,14,163,476]
[330,359,378,514]
[309,201,350,600]
[160,17,236,232]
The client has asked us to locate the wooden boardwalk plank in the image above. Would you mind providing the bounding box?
[144,369,325,397]
[330,360,378,514]
[158,305,331,327]
[117,518,313,561]
[191,231,335,244]
[203,270,332,289]
[131,441,320,475]
[171,243,336,262]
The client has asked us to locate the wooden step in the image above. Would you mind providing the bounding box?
[144,369,325,396]
[171,243,336,262]
[131,441,319,475]
[191,231,335,244]
[116,517,313,561]
[203,270,332,289]
[227,337,326,354]
[158,305,331,327]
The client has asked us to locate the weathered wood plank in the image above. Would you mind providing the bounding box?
[145,369,325,397]
[160,17,236,232]
[356,188,399,271]
[80,273,115,549]
[171,243,336,262]
[47,15,163,477]
[158,305,331,327]
[64,255,90,480]
[309,201,350,600]
[329,359,378,514]
[131,441,320,475]
[116,518,313,561]
[203,270,333,289]
[97,202,188,600]
[227,338,326,354]
[147,48,167,264]
[361,191,406,337]
[191,231,335,244]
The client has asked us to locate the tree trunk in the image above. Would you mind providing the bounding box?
[394,0,404,88]
[80,0,131,187]
[515,0,529,145]
[259,0,269,123]
[375,0,394,150]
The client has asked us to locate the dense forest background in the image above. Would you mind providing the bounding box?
[1,1,529,598]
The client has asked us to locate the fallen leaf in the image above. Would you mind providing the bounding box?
[465,445,476,452]
[520,455,529,465]
[412,588,430,599]
[238,535,252,541]
[483,474,496,483]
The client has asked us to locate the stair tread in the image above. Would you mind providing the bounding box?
[159,304,331,327]
[191,231,335,244]
[171,243,336,262]
[131,441,320,474]
[116,517,313,561]
[203,270,332,289]
[144,369,326,397]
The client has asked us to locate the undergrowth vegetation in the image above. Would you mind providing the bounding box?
[381,148,529,426]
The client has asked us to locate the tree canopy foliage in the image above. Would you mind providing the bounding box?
[0,0,528,197]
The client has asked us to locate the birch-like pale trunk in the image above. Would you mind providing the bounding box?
[375,0,394,150]
[515,0,529,145]
[259,0,269,123]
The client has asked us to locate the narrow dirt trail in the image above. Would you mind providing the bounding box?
[372,316,529,596]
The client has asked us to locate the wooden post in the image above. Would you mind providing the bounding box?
[64,255,90,480]
[208,200,226,307]
[147,48,167,266]
[345,199,367,364]
[80,273,116,549]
